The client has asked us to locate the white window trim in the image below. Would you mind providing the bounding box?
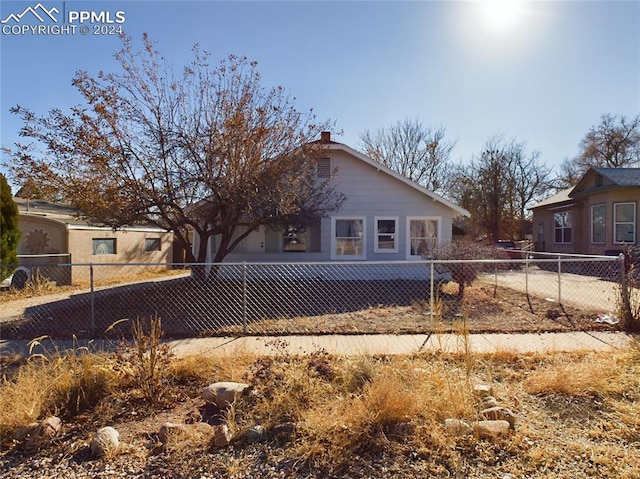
[374,216,399,253]
[331,217,366,260]
[613,202,636,244]
[590,204,606,245]
[406,216,441,260]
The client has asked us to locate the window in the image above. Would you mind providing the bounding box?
[591,204,605,244]
[408,218,438,257]
[283,225,307,252]
[374,217,398,253]
[614,202,636,243]
[553,211,572,244]
[145,238,161,252]
[317,158,331,178]
[332,218,364,259]
[92,238,116,255]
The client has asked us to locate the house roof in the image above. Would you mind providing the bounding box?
[594,167,640,186]
[529,187,574,210]
[14,198,168,232]
[531,167,640,210]
[318,132,469,217]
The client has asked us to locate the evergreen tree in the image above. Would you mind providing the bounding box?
[0,174,21,280]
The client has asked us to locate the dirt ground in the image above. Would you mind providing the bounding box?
[228,282,618,336]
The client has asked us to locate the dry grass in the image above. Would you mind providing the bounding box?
[2,338,640,478]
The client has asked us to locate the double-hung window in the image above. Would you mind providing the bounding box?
[407,217,439,258]
[553,211,572,244]
[332,217,365,259]
[374,217,398,253]
[614,202,636,244]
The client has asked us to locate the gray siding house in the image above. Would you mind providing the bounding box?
[195,132,469,265]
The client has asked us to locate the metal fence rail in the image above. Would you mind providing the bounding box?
[0,255,626,339]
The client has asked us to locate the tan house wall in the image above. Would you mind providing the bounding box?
[18,216,68,255]
[532,187,640,256]
[577,188,639,255]
[532,203,584,254]
[17,213,173,284]
[68,228,173,282]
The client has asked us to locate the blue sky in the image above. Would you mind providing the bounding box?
[1,0,639,189]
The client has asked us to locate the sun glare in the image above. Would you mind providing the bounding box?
[478,0,526,33]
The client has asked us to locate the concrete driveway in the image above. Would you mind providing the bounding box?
[478,266,620,314]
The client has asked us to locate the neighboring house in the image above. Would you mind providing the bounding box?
[14,198,173,284]
[195,132,469,275]
[530,167,640,255]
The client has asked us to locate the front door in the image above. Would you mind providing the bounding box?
[242,227,265,254]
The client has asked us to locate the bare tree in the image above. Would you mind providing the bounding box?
[559,113,640,186]
[359,118,455,194]
[452,136,552,242]
[6,35,344,264]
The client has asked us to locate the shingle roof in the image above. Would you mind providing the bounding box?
[593,167,640,186]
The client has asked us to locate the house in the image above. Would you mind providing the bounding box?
[14,198,173,285]
[530,167,640,255]
[195,132,469,275]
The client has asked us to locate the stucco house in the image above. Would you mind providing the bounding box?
[194,132,469,273]
[14,198,173,284]
[530,167,640,256]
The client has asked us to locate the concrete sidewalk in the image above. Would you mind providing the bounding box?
[0,331,634,358]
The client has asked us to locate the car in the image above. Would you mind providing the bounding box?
[0,266,31,289]
[494,240,523,268]
[495,240,516,250]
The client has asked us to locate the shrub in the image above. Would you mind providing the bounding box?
[113,315,174,405]
[0,174,21,281]
[428,239,497,297]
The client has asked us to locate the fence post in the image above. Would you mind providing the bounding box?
[242,262,247,334]
[90,263,95,335]
[430,260,435,327]
[619,253,629,324]
[557,255,562,304]
[525,254,529,298]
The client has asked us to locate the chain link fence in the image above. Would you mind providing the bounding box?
[0,255,626,339]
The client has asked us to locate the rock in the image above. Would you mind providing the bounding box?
[480,396,500,409]
[473,384,493,398]
[480,406,517,429]
[203,382,251,409]
[473,420,511,439]
[212,424,232,448]
[272,422,296,439]
[90,426,120,457]
[444,418,472,436]
[546,309,561,320]
[158,422,186,444]
[25,417,61,452]
[244,425,266,443]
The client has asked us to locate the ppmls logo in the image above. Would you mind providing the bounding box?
[1,2,126,36]
[1,3,59,23]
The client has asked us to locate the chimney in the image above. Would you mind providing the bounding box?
[320,131,331,143]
